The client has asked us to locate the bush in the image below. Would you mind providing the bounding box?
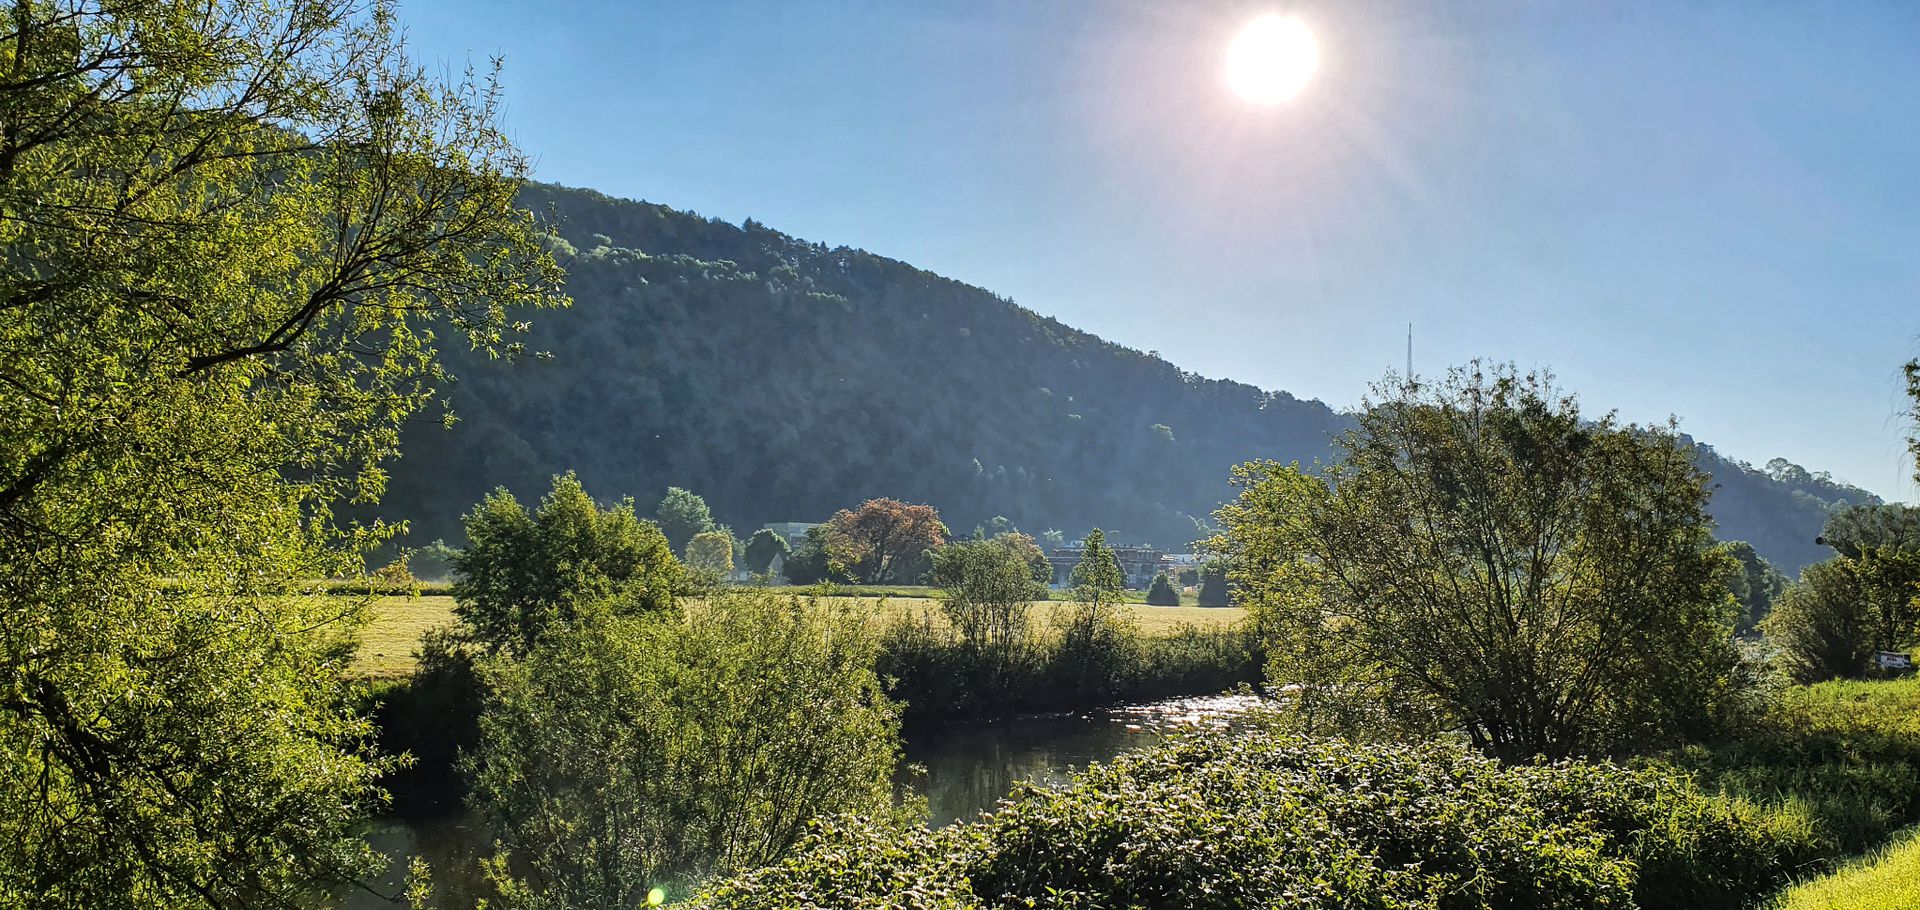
[1764,553,1920,683]
[694,730,1814,910]
[468,591,901,908]
[1145,572,1180,605]
[452,472,682,656]
[1764,559,1876,682]
[876,608,1260,722]
[1197,561,1230,607]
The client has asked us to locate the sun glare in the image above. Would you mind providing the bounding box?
[1224,14,1319,104]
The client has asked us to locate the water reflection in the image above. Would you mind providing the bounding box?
[905,693,1262,826]
[344,694,1260,907]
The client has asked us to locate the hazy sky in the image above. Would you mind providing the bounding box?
[402,0,1920,501]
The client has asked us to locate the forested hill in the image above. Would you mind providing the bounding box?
[375,182,1872,574]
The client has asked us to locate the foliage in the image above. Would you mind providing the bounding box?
[372,183,1862,574]
[1067,528,1124,605]
[694,730,1813,910]
[0,1,563,905]
[781,525,853,585]
[451,472,682,656]
[1819,504,1920,560]
[1764,550,1920,682]
[1210,364,1746,760]
[686,529,736,577]
[1052,529,1138,702]
[409,539,465,582]
[877,605,1257,722]
[743,528,791,576]
[1909,357,1920,485]
[1197,559,1231,607]
[656,486,719,554]
[1724,541,1789,634]
[1764,560,1876,682]
[1145,572,1180,605]
[929,537,1046,686]
[1671,677,1920,859]
[827,498,947,584]
[468,591,901,909]
[371,628,485,817]
[995,530,1054,583]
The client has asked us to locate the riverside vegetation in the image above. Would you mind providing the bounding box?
[7,3,1920,909]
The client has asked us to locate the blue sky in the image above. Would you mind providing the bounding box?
[401,0,1920,501]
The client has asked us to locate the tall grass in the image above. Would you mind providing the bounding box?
[1770,826,1920,910]
[1667,677,1920,858]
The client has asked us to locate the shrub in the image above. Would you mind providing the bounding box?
[686,529,736,578]
[1764,553,1920,682]
[743,528,790,576]
[468,591,901,908]
[694,730,1813,910]
[452,472,682,656]
[1197,560,1230,606]
[1145,572,1180,605]
[876,609,1259,722]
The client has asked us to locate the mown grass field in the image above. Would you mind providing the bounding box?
[1771,827,1920,910]
[350,593,1247,678]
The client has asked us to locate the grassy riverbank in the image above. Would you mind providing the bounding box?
[351,593,1246,677]
[1770,828,1920,910]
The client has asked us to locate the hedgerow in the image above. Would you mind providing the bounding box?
[695,731,1815,910]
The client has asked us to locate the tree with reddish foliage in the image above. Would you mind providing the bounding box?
[827,499,947,583]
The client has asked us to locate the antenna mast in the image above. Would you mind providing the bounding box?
[1406,323,1413,384]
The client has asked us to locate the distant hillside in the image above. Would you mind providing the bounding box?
[376,183,1870,575]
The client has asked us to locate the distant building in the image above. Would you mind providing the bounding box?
[1046,540,1166,589]
[1875,651,1914,672]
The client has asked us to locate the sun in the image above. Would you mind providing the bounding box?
[1223,14,1319,104]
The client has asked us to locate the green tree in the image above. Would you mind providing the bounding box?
[1907,357,1920,484]
[469,592,900,908]
[1054,529,1138,700]
[1763,559,1876,682]
[1819,504,1920,560]
[1197,560,1231,607]
[743,528,791,576]
[1722,541,1787,634]
[990,530,1053,584]
[453,473,681,656]
[686,529,736,578]
[930,536,1047,676]
[1069,529,1125,606]
[655,486,717,553]
[779,526,849,585]
[1210,364,1740,760]
[0,2,562,905]
[1146,573,1181,606]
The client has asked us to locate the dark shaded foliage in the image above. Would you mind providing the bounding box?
[370,185,1858,572]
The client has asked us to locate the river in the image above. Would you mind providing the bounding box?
[343,693,1260,908]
